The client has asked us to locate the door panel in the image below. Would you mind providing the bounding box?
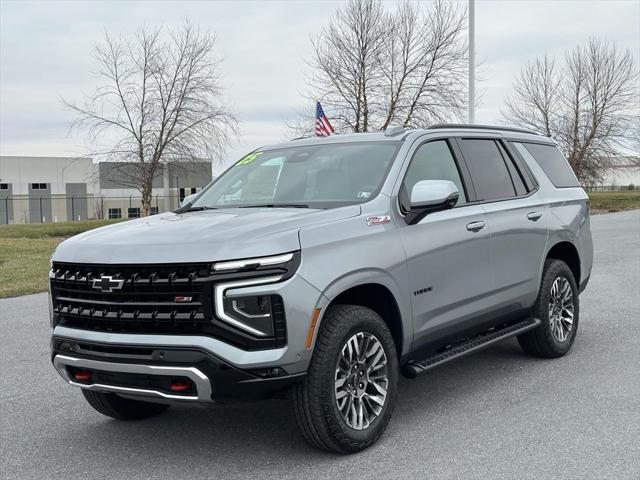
[399,205,492,348]
[482,193,549,311]
[454,137,549,318]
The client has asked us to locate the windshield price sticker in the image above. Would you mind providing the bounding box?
[237,152,263,165]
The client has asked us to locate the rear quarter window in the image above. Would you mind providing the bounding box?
[515,143,580,188]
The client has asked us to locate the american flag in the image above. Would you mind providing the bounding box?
[315,101,334,137]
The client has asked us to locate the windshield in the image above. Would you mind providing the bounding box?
[192,141,400,209]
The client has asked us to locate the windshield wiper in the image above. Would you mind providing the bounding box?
[238,203,310,209]
[173,202,217,214]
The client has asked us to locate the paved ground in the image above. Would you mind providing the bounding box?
[1,210,639,480]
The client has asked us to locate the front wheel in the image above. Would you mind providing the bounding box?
[290,305,398,454]
[518,259,579,358]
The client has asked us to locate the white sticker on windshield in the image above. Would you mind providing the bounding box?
[357,191,371,199]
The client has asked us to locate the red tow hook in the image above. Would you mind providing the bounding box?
[170,379,192,392]
[74,370,92,381]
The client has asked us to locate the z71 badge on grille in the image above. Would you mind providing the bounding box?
[92,275,125,293]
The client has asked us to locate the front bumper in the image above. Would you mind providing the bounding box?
[49,268,328,402]
[51,337,305,403]
[50,271,326,374]
[53,354,213,402]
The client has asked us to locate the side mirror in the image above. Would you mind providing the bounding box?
[406,180,459,224]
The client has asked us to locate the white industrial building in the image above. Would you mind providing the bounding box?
[0,156,212,224]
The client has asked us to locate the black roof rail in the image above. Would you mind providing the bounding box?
[427,124,540,136]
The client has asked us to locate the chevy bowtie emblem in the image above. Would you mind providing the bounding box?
[92,275,125,293]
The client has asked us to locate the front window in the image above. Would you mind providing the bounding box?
[192,142,400,209]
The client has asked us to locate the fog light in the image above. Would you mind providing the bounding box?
[74,370,92,381]
[170,379,192,392]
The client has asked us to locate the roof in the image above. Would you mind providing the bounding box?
[270,124,550,151]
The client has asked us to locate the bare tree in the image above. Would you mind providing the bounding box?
[299,0,468,134]
[307,0,388,133]
[380,0,468,129]
[504,38,638,184]
[504,53,560,138]
[65,23,237,216]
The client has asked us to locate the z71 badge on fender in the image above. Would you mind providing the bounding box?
[367,215,391,226]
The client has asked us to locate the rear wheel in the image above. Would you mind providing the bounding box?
[290,305,398,453]
[518,259,579,358]
[82,390,170,420]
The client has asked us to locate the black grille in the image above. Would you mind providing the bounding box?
[50,262,289,350]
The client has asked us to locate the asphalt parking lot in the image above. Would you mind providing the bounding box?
[1,210,639,480]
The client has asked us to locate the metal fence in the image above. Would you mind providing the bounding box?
[0,195,184,224]
[583,185,638,192]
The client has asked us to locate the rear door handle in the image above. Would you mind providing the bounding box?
[527,211,543,221]
[466,221,486,232]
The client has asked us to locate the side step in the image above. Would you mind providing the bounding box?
[402,317,541,378]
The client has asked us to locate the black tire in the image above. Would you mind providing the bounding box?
[81,390,170,420]
[290,304,399,454]
[518,259,579,358]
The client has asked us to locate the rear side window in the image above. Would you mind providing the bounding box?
[515,143,580,188]
[459,139,516,201]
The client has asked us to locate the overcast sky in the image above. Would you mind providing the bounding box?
[1,0,638,166]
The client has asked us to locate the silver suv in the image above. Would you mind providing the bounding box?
[50,125,593,453]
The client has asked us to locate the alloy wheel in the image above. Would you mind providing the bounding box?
[334,332,388,431]
[548,276,574,342]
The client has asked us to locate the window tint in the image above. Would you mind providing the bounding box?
[403,140,466,206]
[516,143,580,188]
[459,139,516,201]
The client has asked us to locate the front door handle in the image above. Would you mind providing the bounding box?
[466,221,486,232]
[527,211,543,221]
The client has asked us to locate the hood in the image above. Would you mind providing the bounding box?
[53,206,361,264]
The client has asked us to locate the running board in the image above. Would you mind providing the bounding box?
[402,317,541,378]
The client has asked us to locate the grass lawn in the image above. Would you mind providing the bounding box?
[0,219,119,298]
[588,191,640,213]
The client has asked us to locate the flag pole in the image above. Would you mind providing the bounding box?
[468,0,475,124]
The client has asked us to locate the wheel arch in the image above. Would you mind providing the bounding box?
[329,283,405,358]
[546,241,581,285]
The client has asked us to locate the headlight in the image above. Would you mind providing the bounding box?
[224,295,274,336]
[212,252,294,272]
[214,275,282,337]
[48,258,54,327]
